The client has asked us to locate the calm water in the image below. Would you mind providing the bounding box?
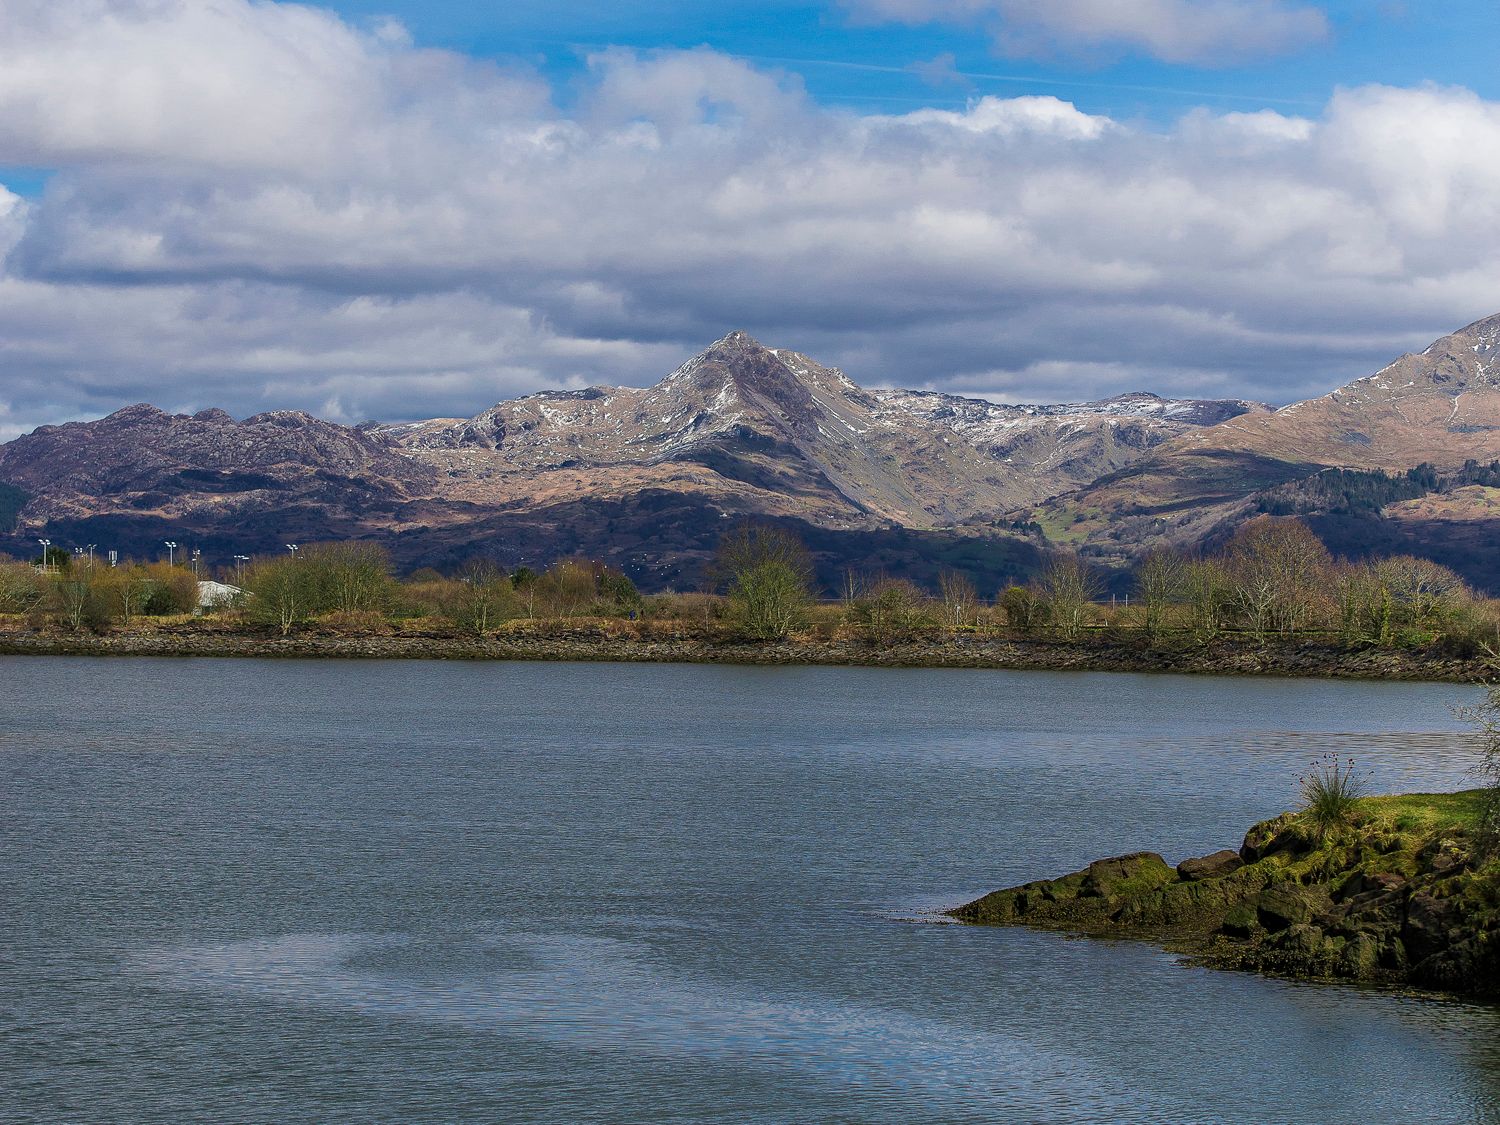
[3,657,1499,1123]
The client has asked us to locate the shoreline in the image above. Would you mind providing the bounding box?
[949,792,1500,1000]
[0,628,1491,682]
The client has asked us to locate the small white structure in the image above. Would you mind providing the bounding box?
[196,580,242,610]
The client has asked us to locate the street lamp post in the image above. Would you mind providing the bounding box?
[165,540,178,566]
[191,549,201,578]
[286,543,299,559]
[38,538,51,572]
[233,554,250,584]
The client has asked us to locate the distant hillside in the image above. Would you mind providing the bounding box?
[3,316,1499,589]
[0,481,26,533]
[0,333,1257,589]
[1022,313,1500,589]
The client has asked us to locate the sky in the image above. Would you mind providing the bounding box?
[1,0,1498,441]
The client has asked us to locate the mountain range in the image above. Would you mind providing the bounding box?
[2,314,1498,592]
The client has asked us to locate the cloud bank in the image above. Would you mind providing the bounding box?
[0,0,1497,441]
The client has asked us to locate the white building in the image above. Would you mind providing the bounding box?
[196,580,242,610]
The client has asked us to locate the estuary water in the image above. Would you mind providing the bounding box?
[2,656,1499,1123]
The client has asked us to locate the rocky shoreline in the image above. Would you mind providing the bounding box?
[0,625,1492,682]
[949,792,1500,999]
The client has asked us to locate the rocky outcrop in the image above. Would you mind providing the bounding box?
[949,794,1500,998]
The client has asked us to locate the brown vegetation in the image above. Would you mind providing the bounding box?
[3,517,1496,671]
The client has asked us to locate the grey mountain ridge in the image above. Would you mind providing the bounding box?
[2,321,1497,587]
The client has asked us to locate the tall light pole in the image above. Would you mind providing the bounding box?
[233,554,250,584]
[86,543,96,568]
[286,543,299,559]
[38,538,51,572]
[191,548,201,578]
[165,540,178,566]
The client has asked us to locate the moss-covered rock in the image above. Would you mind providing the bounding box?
[948,790,1500,999]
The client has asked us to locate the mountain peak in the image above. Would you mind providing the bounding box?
[710,329,765,350]
[103,403,170,424]
[1454,310,1500,339]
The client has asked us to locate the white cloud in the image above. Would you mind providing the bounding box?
[842,0,1329,65]
[0,1,1495,438]
[885,95,1111,138]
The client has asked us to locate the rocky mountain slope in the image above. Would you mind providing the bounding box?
[0,404,438,553]
[1024,312,1500,582]
[0,332,1261,582]
[390,331,1262,528]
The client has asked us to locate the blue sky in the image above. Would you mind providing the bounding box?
[0,0,1498,437]
[318,0,1498,119]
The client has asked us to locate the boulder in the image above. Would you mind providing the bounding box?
[1221,901,1260,938]
[1256,883,1332,932]
[1277,923,1328,960]
[1337,870,1405,900]
[1080,852,1174,899]
[1239,813,1315,862]
[1340,931,1381,978]
[1403,892,1455,964]
[1177,850,1244,882]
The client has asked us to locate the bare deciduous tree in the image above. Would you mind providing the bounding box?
[244,556,312,636]
[1134,549,1186,639]
[537,559,598,618]
[1222,517,1332,639]
[453,558,516,634]
[302,542,394,615]
[938,570,978,629]
[1182,558,1229,640]
[1374,556,1469,629]
[104,565,157,625]
[1039,553,1101,640]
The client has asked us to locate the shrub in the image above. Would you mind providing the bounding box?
[999,585,1047,634]
[713,525,813,641]
[0,562,43,614]
[848,579,935,644]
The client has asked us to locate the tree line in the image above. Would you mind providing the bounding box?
[709,517,1497,655]
[1,517,1495,658]
[0,557,198,630]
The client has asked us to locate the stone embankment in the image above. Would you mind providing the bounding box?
[0,623,1491,683]
[949,792,1499,998]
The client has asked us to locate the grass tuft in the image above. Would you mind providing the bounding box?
[1297,752,1367,842]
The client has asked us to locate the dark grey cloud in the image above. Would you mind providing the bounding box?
[0,0,1497,442]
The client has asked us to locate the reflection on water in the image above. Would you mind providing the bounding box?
[2,657,1499,1123]
[137,930,1152,1115]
